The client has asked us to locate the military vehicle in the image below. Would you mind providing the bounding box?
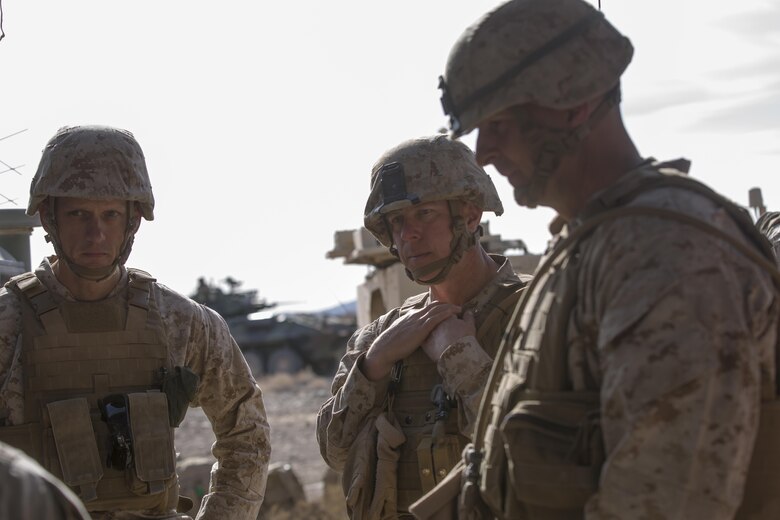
[190,277,356,376]
[0,208,40,284]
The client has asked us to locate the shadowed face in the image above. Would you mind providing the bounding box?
[386,200,454,272]
[48,197,132,270]
[475,104,572,208]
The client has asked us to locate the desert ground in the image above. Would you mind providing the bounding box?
[175,371,347,518]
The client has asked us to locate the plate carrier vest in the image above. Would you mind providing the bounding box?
[0,268,179,514]
[389,276,525,513]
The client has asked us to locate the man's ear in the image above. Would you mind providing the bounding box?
[129,204,143,234]
[566,100,596,127]
[463,202,484,233]
[38,200,54,234]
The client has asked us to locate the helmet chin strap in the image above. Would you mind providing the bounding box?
[44,200,138,283]
[517,86,622,208]
[390,200,481,286]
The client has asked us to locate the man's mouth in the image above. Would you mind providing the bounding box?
[405,252,431,264]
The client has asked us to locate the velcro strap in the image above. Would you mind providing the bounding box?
[128,391,175,492]
[47,398,103,502]
[416,437,436,492]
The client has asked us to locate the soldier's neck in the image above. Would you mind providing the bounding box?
[430,248,498,306]
[52,259,121,301]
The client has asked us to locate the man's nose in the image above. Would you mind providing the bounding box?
[85,217,107,240]
[399,219,421,242]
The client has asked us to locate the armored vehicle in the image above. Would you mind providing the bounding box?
[191,278,356,376]
[0,209,40,284]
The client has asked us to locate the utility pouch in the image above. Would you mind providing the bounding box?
[500,394,602,513]
[161,366,200,427]
[342,412,380,519]
[368,412,406,519]
[47,398,104,502]
[417,434,462,493]
[128,391,176,495]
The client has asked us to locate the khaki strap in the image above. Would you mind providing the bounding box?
[416,437,437,492]
[47,398,103,502]
[14,275,66,334]
[126,272,152,330]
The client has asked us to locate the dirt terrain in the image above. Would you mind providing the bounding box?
[175,371,338,508]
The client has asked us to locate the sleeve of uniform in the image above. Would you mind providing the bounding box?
[436,336,493,436]
[0,289,23,425]
[183,304,271,520]
[316,317,391,471]
[583,214,778,519]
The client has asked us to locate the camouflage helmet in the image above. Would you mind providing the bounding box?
[364,134,503,247]
[439,0,633,137]
[27,125,155,219]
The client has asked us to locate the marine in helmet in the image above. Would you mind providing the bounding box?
[413,1,780,519]
[316,135,528,519]
[0,126,270,519]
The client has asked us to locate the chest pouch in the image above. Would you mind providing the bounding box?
[500,392,602,515]
[127,391,176,495]
[47,398,104,502]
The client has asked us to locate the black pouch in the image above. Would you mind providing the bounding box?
[161,366,200,427]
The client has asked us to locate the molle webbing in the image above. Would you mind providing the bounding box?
[406,200,479,285]
[17,273,167,423]
[6,270,178,513]
[392,277,525,511]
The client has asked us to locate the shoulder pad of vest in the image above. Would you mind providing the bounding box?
[4,272,42,294]
[127,269,157,284]
[653,157,691,175]
[503,274,533,288]
[399,292,428,312]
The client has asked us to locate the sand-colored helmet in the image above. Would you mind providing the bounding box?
[364,135,503,285]
[28,125,155,220]
[29,125,154,281]
[364,134,502,246]
[439,0,633,137]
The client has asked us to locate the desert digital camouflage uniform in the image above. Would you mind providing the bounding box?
[487,163,778,519]
[416,0,780,518]
[757,211,780,267]
[0,440,91,520]
[0,259,270,519]
[317,256,524,512]
[317,135,526,518]
[0,126,270,520]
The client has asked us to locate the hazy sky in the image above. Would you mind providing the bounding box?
[1,0,779,311]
